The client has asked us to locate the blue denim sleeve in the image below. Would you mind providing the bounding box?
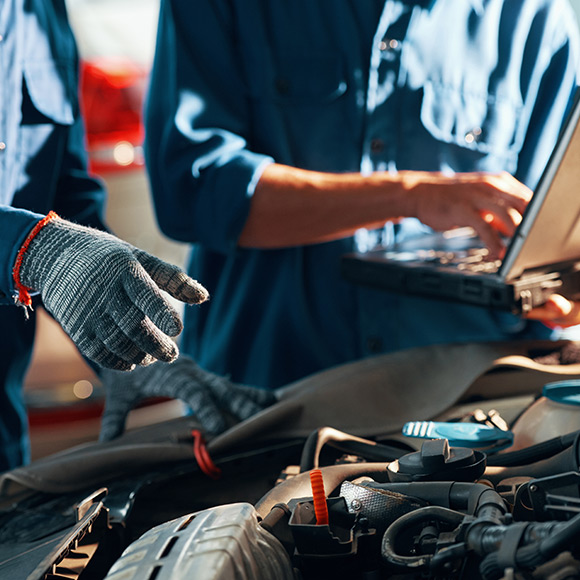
[145,0,273,254]
[21,1,107,231]
[52,114,107,231]
[0,207,44,304]
[0,0,106,305]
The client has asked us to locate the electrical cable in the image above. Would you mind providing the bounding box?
[192,429,222,479]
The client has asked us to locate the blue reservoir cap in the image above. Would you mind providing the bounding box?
[402,421,513,448]
[543,380,580,406]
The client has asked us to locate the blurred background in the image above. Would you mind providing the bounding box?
[23,0,580,460]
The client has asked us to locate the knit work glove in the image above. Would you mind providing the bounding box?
[99,355,278,441]
[15,213,208,370]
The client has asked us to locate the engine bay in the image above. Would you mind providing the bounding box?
[3,340,580,580]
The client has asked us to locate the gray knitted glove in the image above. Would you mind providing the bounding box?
[17,216,208,370]
[99,355,278,440]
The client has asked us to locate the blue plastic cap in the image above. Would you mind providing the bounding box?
[543,380,580,406]
[402,421,513,448]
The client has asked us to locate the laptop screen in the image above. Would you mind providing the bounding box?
[501,91,580,281]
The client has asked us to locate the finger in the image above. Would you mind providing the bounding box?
[122,263,184,337]
[454,207,505,259]
[483,171,532,210]
[209,380,278,408]
[134,249,209,305]
[524,294,580,327]
[187,374,277,421]
[99,400,132,442]
[524,294,572,319]
[107,304,179,363]
[229,384,279,407]
[194,368,277,408]
[160,356,274,425]
[140,354,157,366]
[75,333,136,371]
[185,389,229,435]
[225,394,273,422]
[499,171,533,203]
[98,367,152,441]
[479,206,519,238]
[480,212,512,238]
[94,314,154,366]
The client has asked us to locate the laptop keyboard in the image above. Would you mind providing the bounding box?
[414,247,502,273]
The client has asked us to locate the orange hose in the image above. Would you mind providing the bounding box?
[310,469,329,525]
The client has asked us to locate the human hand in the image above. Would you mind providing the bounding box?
[98,355,278,441]
[523,294,580,328]
[405,171,532,258]
[16,214,209,370]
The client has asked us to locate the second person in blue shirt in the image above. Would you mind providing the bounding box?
[145,0,580,390]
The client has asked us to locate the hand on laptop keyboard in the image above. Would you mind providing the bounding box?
[406,170,532,259]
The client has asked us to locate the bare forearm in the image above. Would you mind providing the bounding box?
[237,163,532,256]
[238,164,413,248]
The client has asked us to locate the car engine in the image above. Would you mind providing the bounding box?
[102,424,580,580]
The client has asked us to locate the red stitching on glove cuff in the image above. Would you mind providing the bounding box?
[13,211,60,307]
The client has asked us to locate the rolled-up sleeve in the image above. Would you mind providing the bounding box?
[145,0,273,254]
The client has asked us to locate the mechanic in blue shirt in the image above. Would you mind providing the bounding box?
[145,0,580,390]
[0,0,247,471]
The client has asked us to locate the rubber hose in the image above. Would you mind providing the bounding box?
[484,434,580,485]
[382,506,465,569]
[487,430,579,467]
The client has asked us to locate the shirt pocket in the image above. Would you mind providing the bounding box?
[419,81,523,161]
[14,60,77,205]
[246,52,352,169]
[268,52,347,105]
[22,59,76,126]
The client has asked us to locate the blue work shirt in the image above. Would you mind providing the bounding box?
[0,0,105,469]
[146,0,580,389]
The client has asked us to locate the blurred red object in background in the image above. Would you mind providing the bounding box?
[80,57,147,174]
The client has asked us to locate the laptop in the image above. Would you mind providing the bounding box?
[341,91,580,314]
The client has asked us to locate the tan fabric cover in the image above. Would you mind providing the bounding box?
[2,340,580,499]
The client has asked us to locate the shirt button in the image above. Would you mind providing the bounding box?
[370,138,384,154]
[0,142,6,151]
[379,38,400,51]
[366,337,384,353]
[464,127,482,144]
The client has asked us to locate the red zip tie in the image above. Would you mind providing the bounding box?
[192,429,221,479]
[310,469,329,525]
[12,211,60,307]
